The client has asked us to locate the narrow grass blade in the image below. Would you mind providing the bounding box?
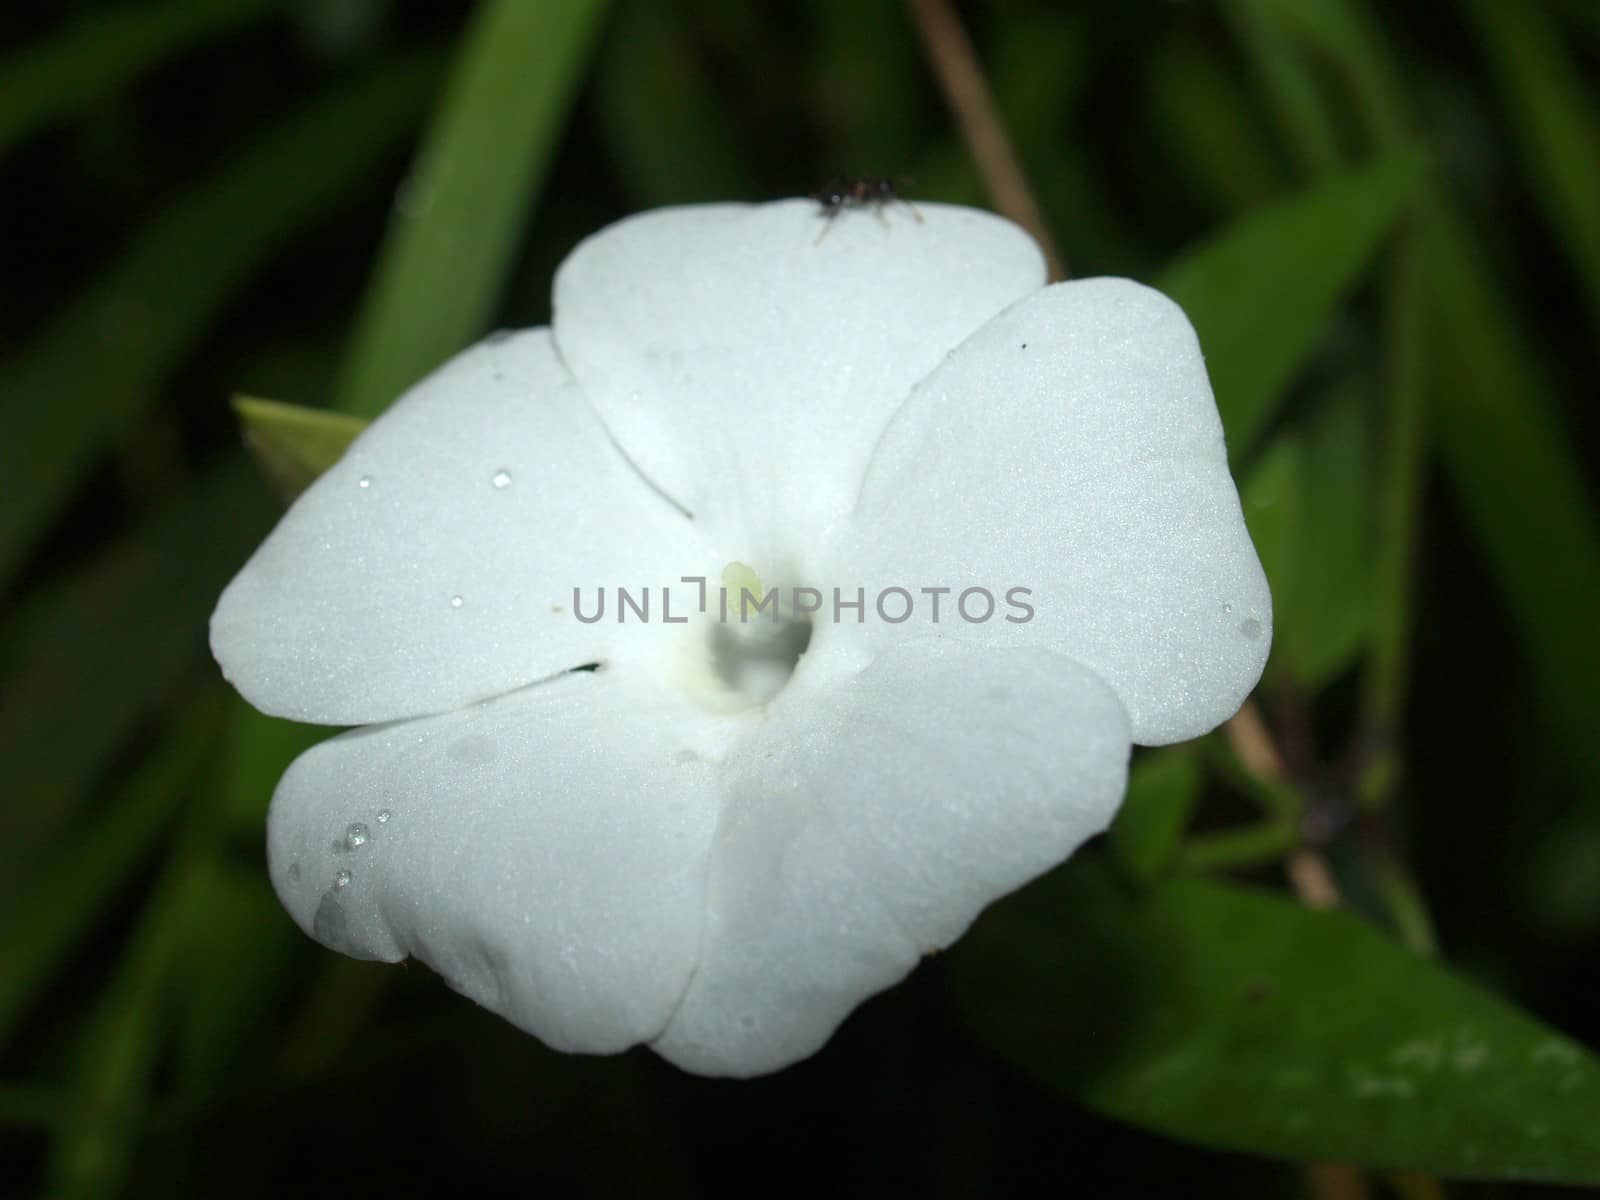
[0,0,283,158]
[0,699,225,1051]
[0,50,440,588]
[332,0,613,417]
[1157,153,1421,458]
[1462,0,1600,327]
[0,464,273,881]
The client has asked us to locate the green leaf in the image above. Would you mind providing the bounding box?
[595,0,752,206]
[1109,748,1202,886]
[1239,0,1408,148]
[1242,381,1373,688]
[0,464,273,883]
[0,0,283,159]
[1235,0,1600,792]
[173,859,302,1097]
[222,704,327,830]
[1421,204,1600,789]
[1142,38,1287,217]
[1222,0,1342,178]
[1463,0,1600,328]
[46,789,218,1199]
[812,0,928,170]
[1358,225,1426,785]
[1157,152,1422,459]
[0,700,224,1051]
[0,51,440,589]
[232,395,368,502]
[332,0,613,417]
[986,11,1139,274]
[954,860,1600,1183]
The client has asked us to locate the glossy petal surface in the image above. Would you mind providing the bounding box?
[267,666,732,1053]
[212,330,700,725]
[552,200,1046,553]
[844,278,1271,744]
[653,636,1131,1075]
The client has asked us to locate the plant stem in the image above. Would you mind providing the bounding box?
[1216,705,1305,822]
[903,0,1067,279]
[1181,819,1299,873]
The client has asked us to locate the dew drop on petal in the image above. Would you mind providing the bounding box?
[346,822,369,849]
[376,809,393,824]
[450,595,464,609]
[492,469,512,489]
[1222,602,1233,614]
[1240,618,1263,640]
[287,862,301,882]
[358,475,371,489]
[334,869,352,889]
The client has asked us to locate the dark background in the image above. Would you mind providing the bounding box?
[2,1,1597,1196]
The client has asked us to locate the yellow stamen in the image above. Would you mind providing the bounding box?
[721,561,765,617]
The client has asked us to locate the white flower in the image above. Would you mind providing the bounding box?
[211,200,1270,1077]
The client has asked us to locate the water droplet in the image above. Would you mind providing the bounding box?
[345,822,369,849]
[358,475,372,489]
[1239,618,1263,639]
[376,809,392,824]
[450,594,464,609]
[334,869,352,889]
[1222,602,1233,614]
[287,862,301,882]
[492,469,512,489]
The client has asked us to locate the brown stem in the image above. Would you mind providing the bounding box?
[904,0,1068,280]
[1223,699,1286,781]
[902,12,1377,1191]
[1308,1162,1373,1200]
[1226,700,1345,908]
[910,0,1341,913]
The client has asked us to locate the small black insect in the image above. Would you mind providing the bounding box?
[810,176,924,243]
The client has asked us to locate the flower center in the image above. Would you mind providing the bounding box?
[669,561,813,712]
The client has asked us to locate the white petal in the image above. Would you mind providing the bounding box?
[552,200,1045,554]
[267,666,732,1054]
[211,329,703,726]
[842,278,1271,745]
[651,636,1130,1077]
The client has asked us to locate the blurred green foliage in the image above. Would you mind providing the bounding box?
[957,861,1600,1181]
[2,1,1597,1196]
